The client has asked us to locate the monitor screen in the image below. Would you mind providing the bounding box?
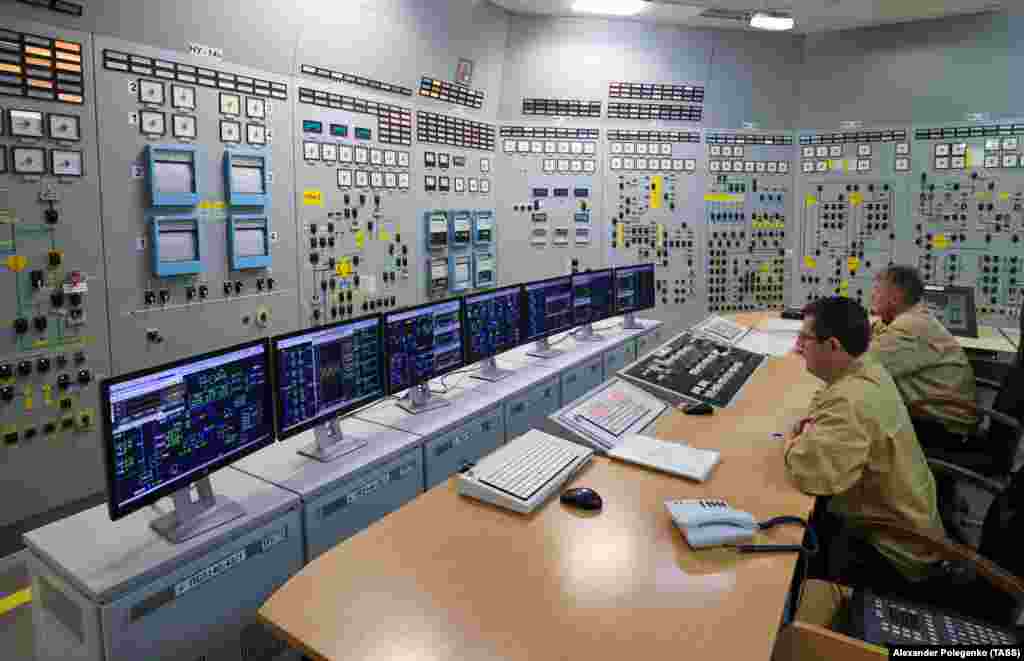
[464,285,523,364]
[523,276,573,342]
[922,285,978,338]
[272,315,385,439]
[614,264,656,315]
[384,299,464,392]
[571,269,614,326]
[101,340,274,521]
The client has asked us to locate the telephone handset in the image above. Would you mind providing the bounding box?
[665,499,818,554]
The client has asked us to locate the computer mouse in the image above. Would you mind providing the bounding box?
[684,402,714,416]
[561,487,603,511]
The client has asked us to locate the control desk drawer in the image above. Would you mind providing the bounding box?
[604,344,629,376]
[304,447,424,561]
[561,355,605,404]
[505,376,561,441]
[424,407,505,490]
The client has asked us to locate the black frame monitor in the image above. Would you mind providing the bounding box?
[100,339,275,522]
[523,275,574,343]
[463,285,524,364]
[614,263,656,315]
[922,285,978,338]
[271,314,386,441]
[571,268,614,326]
[384,298,465,393]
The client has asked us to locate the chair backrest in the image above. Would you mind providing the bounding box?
[972,468,1024,622]
[990,365,1024,472]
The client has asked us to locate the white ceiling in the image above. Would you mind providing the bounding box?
[488,0,1005,33]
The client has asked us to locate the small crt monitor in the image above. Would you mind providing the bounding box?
[100,340,274,542]
[614,263,656,315]
[384,298,464,413]
[922,285,978,338]
[523,275,573,358]
[571,268,614,334]
[463,285,523,381]
[272,315,385,461]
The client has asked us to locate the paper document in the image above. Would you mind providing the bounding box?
[608,434,720,482]
[736,330,796,357]
[756,318,804,334]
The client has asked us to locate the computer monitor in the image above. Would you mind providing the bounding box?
[100,340,274,543]
[463,285,524,382]
[384,298,464,413]
[523,275,574,359]
[571,269,614,342]
[922,285,978,338]
[614,263,656,329]
[272,315,385,461]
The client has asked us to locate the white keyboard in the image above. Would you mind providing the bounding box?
[553,378,668,452]
[578,390,652,437]
[694,315,749,345]
[456,430,593,513]
[608,434,720,482]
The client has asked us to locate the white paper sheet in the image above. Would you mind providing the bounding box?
[736,330,797,357]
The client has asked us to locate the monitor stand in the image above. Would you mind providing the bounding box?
[622,312,644,331]
[472,356,514,382]
[526,336,564,359]
[150,477,246,544]
[573,322,605,343]
[297,418,368,462]
[396,383,451,414]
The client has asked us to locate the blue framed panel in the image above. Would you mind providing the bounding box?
[448,209,473,250]
[473,209,495,245]
[448,253,472,292]
[223,148,271,207]
[227,213,272,270]
[150,213,204,276]
[473,250,495,289]
[145,144,201,207]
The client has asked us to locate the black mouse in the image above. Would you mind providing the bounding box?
[685,402,714,416]
[561,487,602,511]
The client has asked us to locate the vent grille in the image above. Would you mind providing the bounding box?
[698,8,749,21]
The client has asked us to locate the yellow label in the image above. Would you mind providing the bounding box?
[198,200,227,210]
[649,176,663,210]
[336,258,353,277]
[6,255,27,272]
[656,223,665,248]
[355,230,365,249]
[616,223,625,248]
[703,193,744,202]
[379,226,392,242]
[42,384,52,407]
[933,233,949,249]
[760,262,770,274]
[804,195,817,208]
[0,209,17,224]
[842,160,849,174]
[803,256,817,269]
[847,256,860,271]
[1000,192,1011,201]
[302,189,323,207]
[849,192,864,207]
[23,386,32,412]
[976,191,992,201]
[965,147,973,168]
[840,280,850,290]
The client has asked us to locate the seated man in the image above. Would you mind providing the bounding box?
[869,265,977,444]
[785,297,947,589]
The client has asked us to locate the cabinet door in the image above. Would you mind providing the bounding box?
[424,408,504,489]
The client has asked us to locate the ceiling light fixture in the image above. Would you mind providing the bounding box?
[749,11,795,31]
[571,0,649,17]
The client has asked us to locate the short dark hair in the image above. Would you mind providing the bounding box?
[878,265,925,306]
[802,297,870,357]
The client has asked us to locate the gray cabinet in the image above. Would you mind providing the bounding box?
[424,407,505,489]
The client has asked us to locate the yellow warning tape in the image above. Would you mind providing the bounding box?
[0,587,31,616]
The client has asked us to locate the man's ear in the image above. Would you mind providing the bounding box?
[828,337,842,353]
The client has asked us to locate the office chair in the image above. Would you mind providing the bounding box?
[909,365,1024,543]
[858,466,1024,627]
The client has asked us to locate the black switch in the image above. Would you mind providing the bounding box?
[309,223,318,234]
[198,284,209,299]
[57,373,70,389]
[223,281,233,296]
[0,386,13,402]
[34,316,47,332]
[186,286,196,301]
[159,289,170,304]
[51,290,65,307]
[0,364,10,379]
[44,208,58,224]
[266,278,275,291]
[17,361,31,376]
[31,271,45,289]
[37,357,51,373]
[234,281,244,294]
[256,278,265,291]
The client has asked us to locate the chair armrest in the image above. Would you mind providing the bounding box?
[910,397,1022,431]
[857,517,1024,601]
[976,377,1003,391]
[926,458,1007,496]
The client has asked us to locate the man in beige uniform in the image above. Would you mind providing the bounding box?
[869,265,977,444]
[785,297,946,587]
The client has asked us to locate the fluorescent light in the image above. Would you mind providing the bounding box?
[750,12,795,31]
[571,0,649,17]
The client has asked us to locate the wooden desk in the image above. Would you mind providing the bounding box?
[258,312,821,661]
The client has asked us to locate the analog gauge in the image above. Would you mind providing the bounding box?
[12,147,46,174]
[9,109,44,137]
[139,110,166,136]
[172,85,196,110]
[48,114,81,141]
[51,149,83,177]
[246,124,266,145]
[219,120,241,143]
[172,114,197,139]
[245,97,265,119]
[321,143,338,162]
[303,141,320,160]
[219,93,241,116]
[138,79,165,105]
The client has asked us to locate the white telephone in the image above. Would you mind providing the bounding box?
[665,499,817,554]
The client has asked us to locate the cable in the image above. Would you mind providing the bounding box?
[736,516,819,556]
